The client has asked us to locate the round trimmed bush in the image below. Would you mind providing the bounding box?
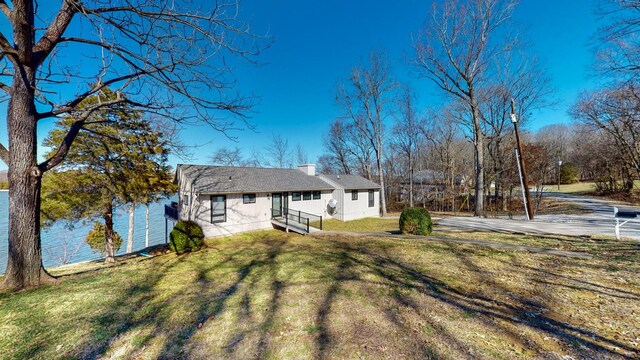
[169,220,205,254]
[399,207,432,235]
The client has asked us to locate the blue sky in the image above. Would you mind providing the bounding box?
[0,0,603,171]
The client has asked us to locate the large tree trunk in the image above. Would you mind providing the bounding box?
[127,203,134,253]
[1,8,55,288]
[471,99,485,217]
[104,203,116,263]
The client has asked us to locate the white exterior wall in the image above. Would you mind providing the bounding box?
[330,189,345,220]
[341,189,380,221]
[178,189,335,238]
[188,192,273,237]
[285,190,334,219]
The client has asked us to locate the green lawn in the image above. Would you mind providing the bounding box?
[1,230,638,359]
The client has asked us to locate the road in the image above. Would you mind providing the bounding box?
[436,192,640,240]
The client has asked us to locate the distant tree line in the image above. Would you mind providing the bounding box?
[211,0,640,217]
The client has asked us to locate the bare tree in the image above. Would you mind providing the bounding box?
[414,0,518,216]
[321,119,354,174]
[595,0,640,79]
[265,134,293,168]
[337,52,396,216]
[481,54,552,210]
[0,1,266,289]
[571,83,640,190]
[210,147,244,166]
[296,144,308,165]
[392,87,424,207]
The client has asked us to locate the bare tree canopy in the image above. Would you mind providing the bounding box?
[337,51,396,216]
[0,0,267,290]
[595,0,640,79]
[265,134,293,168]
[414,0,519,216]
[571,83,640,189]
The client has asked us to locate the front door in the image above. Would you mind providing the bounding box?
[272,193,282,218]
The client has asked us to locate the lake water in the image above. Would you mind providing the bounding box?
[0,191,176,273]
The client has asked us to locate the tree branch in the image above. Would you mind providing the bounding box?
[32,0,78,66]
[0,0,11,21]
[38,97,127,172]
[0,141,8,165]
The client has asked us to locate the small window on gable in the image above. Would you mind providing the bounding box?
[184,195,189,207]
[243,193,256,204]
[368,189,374,207]
[312,191,321,200]
[292,192,301,201]
[352,190,358,201]
[303,191,311,200]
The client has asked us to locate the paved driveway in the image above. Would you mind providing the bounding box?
[436,192,640,240]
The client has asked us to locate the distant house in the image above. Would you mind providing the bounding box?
[172,164,381,237]
[0,171,7,183]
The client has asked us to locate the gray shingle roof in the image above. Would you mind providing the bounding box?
[178,165,335,194]
[319,174,381,190]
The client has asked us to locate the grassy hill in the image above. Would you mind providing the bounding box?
[0,229,638,359]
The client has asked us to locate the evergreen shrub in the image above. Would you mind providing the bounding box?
[399,207,432,236]
[169,220,205,254]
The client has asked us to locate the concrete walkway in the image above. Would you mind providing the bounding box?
[313,231,593,259]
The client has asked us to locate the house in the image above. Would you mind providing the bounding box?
[172,164,381,237]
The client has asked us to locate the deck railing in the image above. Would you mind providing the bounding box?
[271,208,322,233]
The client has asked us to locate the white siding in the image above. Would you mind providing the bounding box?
[180,190,336,238]
[330,189,345,221]
[285,190,334,219]
[189,192,273,237]
[341,189,380,221]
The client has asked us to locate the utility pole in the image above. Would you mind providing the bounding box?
[510,99,534,220]
[557,159,562,190]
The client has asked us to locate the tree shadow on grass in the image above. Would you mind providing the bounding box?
[308,237,638,359]
[18,231,638,359]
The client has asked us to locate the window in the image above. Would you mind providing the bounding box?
[243,193,256,204]
[292,192,301,201]
[303,191,311,200]
[183,195,189,207]
[368,190,374,207]
[312,191,321,200]
[211,195,226,223]
[352,190,358,200]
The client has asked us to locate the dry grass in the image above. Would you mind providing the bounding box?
[0,230,638,359]
[543,182,597,194]
[321,217,399,232]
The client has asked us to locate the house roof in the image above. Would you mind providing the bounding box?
[319,174,381,190]
[177,165,335,194]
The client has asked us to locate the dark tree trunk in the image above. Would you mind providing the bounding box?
[2,99,53,288]
[1,1,56,288]
[104,203,116,264]
[470,97,485,217]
